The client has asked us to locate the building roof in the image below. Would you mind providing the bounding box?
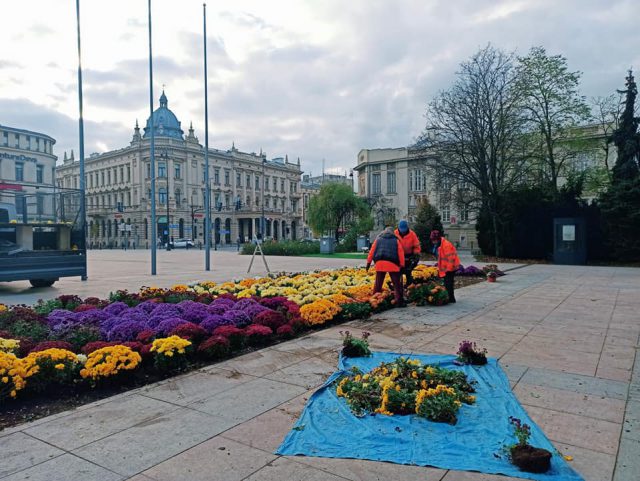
[0,124,56,143]
[143,91,184,140]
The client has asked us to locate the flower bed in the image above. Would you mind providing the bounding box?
[0,265,445,416]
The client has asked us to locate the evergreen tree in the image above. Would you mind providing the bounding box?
[600,71,640,261]
[610,70,640,181]
[413,198,443,255]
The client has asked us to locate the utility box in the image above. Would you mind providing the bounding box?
[320,237,335,254]
[553,217,586,265]
[357,236,369,252]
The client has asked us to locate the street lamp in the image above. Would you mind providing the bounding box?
[161,149,171,251]
[261,155,266,240]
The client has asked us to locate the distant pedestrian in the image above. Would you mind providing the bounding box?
[366,227,406,307]
[430,230,460,303]
[395,220,421,287]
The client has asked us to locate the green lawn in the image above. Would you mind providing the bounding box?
[302,252,368,259]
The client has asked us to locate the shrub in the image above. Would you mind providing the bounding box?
[456,340,488,365]
[80,345,142,384]
[276,324,294,338]
[170,322,207,345]
[339,302,372,321]
[29,340,75,354]
[340,330,371,357]
[63,325,101,351]
[136,329,156,344]
[212,325,246,350]
[33,298,64,316]
[240,240,320,256]
[8,319,50,342]
[197,335,230,360]
[300,299,341,326]
[415,384,461,424]
[0,351,28,402]
[150,336,192,373]
[20,348,81,392]
[253,310,287,330]
[244,324,273,346]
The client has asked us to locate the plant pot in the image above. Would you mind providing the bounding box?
[487,277,496,283]
[342,344,366,358]
[511,445,552,473]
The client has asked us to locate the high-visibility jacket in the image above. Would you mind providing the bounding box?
[367,234,405,272]
[394,228,421,256]
[436,237,460,277]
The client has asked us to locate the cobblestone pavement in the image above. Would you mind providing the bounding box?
[1,264,638,481]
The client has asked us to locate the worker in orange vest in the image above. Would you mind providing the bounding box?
[394,220,421,287]
[430,230,460,303]
[366,227,406,307]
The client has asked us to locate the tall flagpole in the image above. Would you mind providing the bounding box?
[203,3,211,271]
[148,0,157,275]
[75,0,87,281]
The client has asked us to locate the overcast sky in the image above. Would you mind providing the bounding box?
[1,0,638,176]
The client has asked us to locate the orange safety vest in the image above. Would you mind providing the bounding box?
[394,228,421,255]
[367,237,405,272]
[437,237,460,277]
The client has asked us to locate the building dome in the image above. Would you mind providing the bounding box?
[143,91,184,140]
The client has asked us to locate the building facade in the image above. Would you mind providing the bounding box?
[0,124,57,222]
[355,125,614,249]
[354,147,476,249]
[55,92,303,248]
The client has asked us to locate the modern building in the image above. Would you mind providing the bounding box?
[55,92,303,248]
[0,124,57,222]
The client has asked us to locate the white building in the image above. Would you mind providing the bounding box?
[354,147,477,249]
[0,124,57,222]
[55,92,303,248]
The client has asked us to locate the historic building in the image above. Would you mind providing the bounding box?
[354,147,477,249]
[355,124,615,250]
[55,92,303,248]
[0,124,57,221]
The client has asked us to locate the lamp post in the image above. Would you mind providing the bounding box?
[261,155,266,240]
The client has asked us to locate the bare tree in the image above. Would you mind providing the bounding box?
[415,45,530,256]
[516,46,591,191]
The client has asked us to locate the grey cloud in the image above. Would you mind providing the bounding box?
[0,60,23,69]
[29,24,54,37]
[0,98,130,160]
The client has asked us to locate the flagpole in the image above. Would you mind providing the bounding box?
[203,3,211,271]
[148,0,157,275]
[75,0,87,281]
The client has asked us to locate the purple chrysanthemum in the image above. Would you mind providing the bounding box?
[222,310,251,328]
[177,300,210,323]
[102,301,129,316]
[156,316,189,336]
[200,314,232,333]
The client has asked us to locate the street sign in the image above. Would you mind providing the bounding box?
[450,216,457,225]
[194,213,204,218]
[169,224,179,229]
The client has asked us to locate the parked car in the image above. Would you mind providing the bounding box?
[170,238,195,248]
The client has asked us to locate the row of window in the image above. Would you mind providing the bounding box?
[89,164,132,188]
[2,131,52,154]
[12,163,46,183]
[370,169,427,195]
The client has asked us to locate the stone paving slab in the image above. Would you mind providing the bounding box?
[1,263,639,481]
[0,432,64,478]
[1,453,124,481]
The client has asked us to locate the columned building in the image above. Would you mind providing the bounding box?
[354,147,478,249]
[0,125,57,222]
[55,92,303,248]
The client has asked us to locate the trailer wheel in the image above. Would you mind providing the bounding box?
[29,279,56,288]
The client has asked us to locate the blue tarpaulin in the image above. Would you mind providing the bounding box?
[277,352,584,481]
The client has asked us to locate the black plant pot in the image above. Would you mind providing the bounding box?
[511,445,552,473]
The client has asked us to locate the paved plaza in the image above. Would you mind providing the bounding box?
[1,262,639,481]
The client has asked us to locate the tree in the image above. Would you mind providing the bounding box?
[416,45,530,257]
[412,197,443,255]
[599,71,640,261]
[516,47,591,191]
[610,70,640,181]
[307,183,371,241]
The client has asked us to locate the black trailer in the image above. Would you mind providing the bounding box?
[0,186,86,287]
